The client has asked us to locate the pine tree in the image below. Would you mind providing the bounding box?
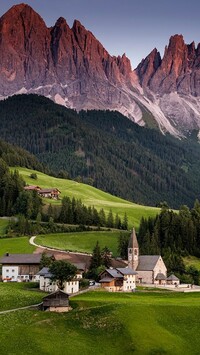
[89,241,102,270]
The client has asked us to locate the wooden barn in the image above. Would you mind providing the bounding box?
[42,290,70,312]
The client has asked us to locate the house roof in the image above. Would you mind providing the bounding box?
[105,268,124,278]
[137,255,161,271]
[0,253,42,265]
[24,185,41,190]
[38,188,61,194]
[128,228,139,248]
[99,277,114,283]
[43,289,69,300]
[166,274,179,281]
[73,263,86,271]
[37,267,52,278]
[116,268,137,275]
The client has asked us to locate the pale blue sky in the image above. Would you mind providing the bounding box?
[1,1,200,68]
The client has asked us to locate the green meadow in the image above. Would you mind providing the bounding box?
[36,230,128,257]
[0,286,200,354]
[0,237,35,257]
[12,167,160,228]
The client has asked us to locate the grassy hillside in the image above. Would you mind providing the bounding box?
[1,287,200,354]
[0,237,35,257]
[13,167,160,228]
[36,231,127,257]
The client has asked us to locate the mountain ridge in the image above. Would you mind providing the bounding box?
[0,4,200,136]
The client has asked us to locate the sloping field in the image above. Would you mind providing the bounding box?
[0,236,35,257]
[0,288,200,354]
[35,230,128,257]
[12,167,160,228]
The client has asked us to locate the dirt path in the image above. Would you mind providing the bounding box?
[0,303,41,315]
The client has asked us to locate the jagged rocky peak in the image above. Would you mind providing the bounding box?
[136,48,161,87]
[116,53,132,77]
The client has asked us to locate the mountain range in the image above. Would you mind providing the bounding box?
[1,3,200,137]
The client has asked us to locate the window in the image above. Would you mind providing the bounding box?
[6,269,9,273]
[12,269,15,273]
[12,276,15,279]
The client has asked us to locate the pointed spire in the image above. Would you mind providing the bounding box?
[128,228,139,248]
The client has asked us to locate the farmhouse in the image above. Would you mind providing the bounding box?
[0,253,42,282]
[42,290,70,312]
[24,185,61,199]
[38,188,61,199]
[128,229,167,284]
[24,185,41,191]
[37,267,79,294]
[99,267,137,292]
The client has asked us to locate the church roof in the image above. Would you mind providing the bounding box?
[128,228,139,248]
[137,255,161,271]
[166,274,179,281]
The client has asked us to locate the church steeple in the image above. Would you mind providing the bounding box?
[128,228,139,270]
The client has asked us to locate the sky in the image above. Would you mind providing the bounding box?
[1,0,200,69]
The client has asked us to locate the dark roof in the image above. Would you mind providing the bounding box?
[106,268,124,278]
[37,267,52,278]
[99,277,114,283]
[137,255,161,271]
[116,268,137,275]
[155,273,166,280]
[166,274,179,281]
[43,289,69,300]
[0,253,42,264]
[128,228,139,248]
[73,263,86,271]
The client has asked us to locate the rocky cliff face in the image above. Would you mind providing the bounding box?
[1,4,200,137]
[136,35,200,133]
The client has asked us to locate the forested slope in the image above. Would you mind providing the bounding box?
[0,94,200,208]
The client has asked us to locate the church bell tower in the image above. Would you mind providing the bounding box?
[128,228,139,270]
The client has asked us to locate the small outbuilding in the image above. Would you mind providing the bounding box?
[166,274,180,286]
[42,290,70,312]
[154,272,166,285]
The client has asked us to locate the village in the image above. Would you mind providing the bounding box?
[0,228,198,313]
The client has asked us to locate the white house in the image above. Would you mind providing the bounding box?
[37,267,79,294]
[99,267,137,292]
[0,253,42,282]
[128,229,167,284]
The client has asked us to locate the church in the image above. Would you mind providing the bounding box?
[128,228,167,285]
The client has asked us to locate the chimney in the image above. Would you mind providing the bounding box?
[5,252,9,256]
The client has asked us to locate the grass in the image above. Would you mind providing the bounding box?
[0,236,35,257]
[11,167,160,229]
[1,287,200,354]
[183,255,200,270]
[36,230,128,257]
[0,282,44,311]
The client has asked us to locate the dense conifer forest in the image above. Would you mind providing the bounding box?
[0,94,200,208]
